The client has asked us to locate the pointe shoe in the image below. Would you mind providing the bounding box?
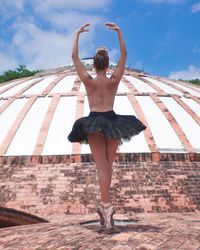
[103,203,115,229]
[97,203,106,228]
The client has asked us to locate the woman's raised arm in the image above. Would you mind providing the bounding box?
[72,23,92,83]
[104,23,127,83]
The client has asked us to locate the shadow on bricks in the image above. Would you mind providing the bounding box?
[81,222,162,235]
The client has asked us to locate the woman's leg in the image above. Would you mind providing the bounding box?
[88,134,119,203]
[106,137,120,168]
[88,134,110,203]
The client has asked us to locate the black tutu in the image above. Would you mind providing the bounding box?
[68,110,146,145]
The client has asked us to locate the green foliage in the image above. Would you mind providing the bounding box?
[179,78,200,86]
[0,65,41,84]
[186,79,200,86]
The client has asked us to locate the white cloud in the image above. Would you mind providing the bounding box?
[169,65,200,80]
[0,0,111,72]
[12,23,72,69]
[30,0,107,31]
[191,2,200,13]
[108,48,118,63]
[193,46,200,54]
[0,39,18,73]
[134,61,144,69]
[32,0,111,12]
[0,0,25,23]
[42,11,103,31]
[139,0,186,3]
[0,53,18,74]
[0,0,24,10]
[11,21,96,70]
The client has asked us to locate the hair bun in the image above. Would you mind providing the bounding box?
[96,46,108,56]
[94,46,109,70]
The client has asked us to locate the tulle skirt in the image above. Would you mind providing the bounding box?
[68,110,146,145]
[68,111,146,144]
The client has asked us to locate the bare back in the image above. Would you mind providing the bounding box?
[72,23,127,112]
[83,74,119,112]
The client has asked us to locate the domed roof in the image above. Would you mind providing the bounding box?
[0,63,199,156]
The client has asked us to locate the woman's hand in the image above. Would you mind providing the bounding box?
[104,22,120,32]
[76,23,90,34]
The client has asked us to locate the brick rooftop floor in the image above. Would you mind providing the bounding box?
[0,212,200,249]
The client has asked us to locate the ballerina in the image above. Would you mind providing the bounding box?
[68,22,146,229]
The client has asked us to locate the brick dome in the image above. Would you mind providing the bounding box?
[0,62,199,157]
[0,62,200,224]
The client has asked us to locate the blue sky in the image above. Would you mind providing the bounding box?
[0,0,200,80]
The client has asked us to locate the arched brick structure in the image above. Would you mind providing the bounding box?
[0,63,200,217]
[0,206,48,228]
[0,153,200,216]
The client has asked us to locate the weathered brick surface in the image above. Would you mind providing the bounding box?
[0,212,200,249]
[0,154,200,216]
[0,206,48,227]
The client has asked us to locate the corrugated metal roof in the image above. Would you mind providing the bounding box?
[0,65,199,156]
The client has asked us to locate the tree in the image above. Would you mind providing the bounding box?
[0,65,41,84]
[187,79,200,86]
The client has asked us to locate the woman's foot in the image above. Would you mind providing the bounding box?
[103,203,115,229]
[97,202,115,229]
[97,203,106,228]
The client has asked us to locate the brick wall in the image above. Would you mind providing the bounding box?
[0,153,200,216]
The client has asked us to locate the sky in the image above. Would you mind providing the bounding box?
[0,0,200,80]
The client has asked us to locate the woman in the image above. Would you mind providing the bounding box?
[68,23,146,229]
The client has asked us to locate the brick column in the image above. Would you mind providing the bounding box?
[127,94,159,160]
[16,79,43,96]
[122,76,140,94]
[72,77,81,92]
[0,98,15,115]
[134,75,166,95]
[190,96,200,105]
[41,74,66,96]
[0,77,34,95]
[33,94,61,155]
[163,77,200,94]
[176,80,200,94]
[0,96,38,155]
[150,94,195,153]
[173,95,200,126]
[151,76,187,94]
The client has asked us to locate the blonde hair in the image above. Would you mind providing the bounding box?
[94,46,109,70]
